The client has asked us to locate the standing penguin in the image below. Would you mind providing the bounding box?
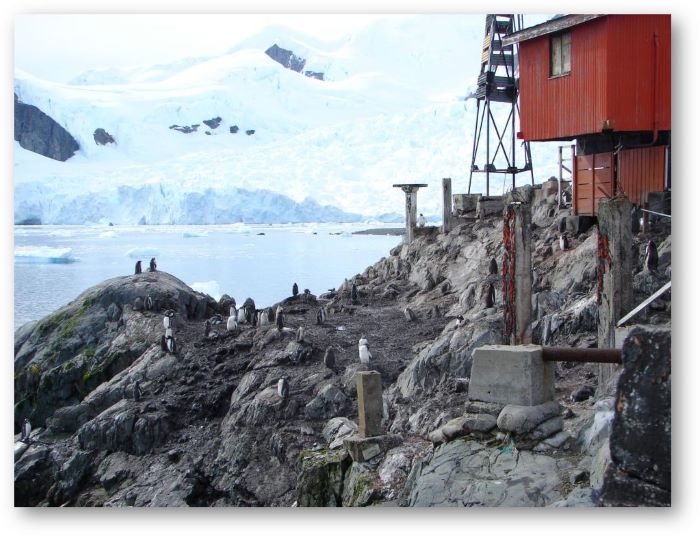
[276,308,284,332]
[160,334,168,351]
[485,283,495,309]
[278,377,289,399]
[489,258,498,275]
[165,328,176,353]
[316,307,327,325]
[144,295,153,311]
[204,320,211,338]
[455,315,465,328]
[227,315,238,332]
[149,257,157,272]
[134,260,142,275]
[358,336,371,365]
[351,283,358,305]
[229,302,237,318]
[237,307,247,324]
[558,217,567,234]
[645,240,658,272]
[404,307,417,322]
[323,347,335,370]
[292,283,299,297]
[296,326,305,343]
[243,298,256,326]
[133,380,142,401]
[20,418,31,443]
[559,234,569,251]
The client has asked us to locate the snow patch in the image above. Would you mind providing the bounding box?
[190,280,222,300]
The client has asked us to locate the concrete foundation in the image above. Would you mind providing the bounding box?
[468,345,554,406]
[453,193,481,215]
[597,197,634,394]
[356,371,383,438]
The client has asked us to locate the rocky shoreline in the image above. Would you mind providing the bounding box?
[14,188,671,507]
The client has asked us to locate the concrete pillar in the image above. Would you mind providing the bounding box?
[356,371,383,438]
[502,202,532,345]
[406,189,417,243]
[597,197,634,393]
[442,178,452,234]
[393,184,427,244]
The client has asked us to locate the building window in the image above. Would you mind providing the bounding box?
[550,32,571,76]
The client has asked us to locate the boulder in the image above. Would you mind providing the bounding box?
[304,384,351,420]
[496,401,561,434]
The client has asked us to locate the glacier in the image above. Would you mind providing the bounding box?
[14,14,560,225]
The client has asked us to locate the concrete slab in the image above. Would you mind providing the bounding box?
[468,344,554,406]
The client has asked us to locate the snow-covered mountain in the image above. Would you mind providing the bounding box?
[14,14,559,225]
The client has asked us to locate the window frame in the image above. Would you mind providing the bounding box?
[550,31,572,78]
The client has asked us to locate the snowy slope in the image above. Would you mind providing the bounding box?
[14,14,559,225]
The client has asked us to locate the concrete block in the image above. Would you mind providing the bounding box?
[453,193,481,214]
[356,371,383,438]
[477,196,504,218]
[343,434,402,463]
[468,345,554,406]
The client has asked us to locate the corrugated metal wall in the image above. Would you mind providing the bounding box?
[518,15,671,141]
[519,18,609,141]
[618,145,667,206]
[606,15,671,132]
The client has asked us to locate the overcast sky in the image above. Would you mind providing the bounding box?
[14,14,405,83]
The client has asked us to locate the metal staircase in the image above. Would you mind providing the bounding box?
[468,14,534,195]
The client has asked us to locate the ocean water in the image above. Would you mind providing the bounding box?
[13,223,401,330]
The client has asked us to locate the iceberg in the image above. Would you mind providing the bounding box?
[190,280,222,300]
[125,247,160,258]
[14,246,76,264]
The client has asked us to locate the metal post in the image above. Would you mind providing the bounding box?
[503,202,532,345]
[558,145,563,209]
[442,178,452,234]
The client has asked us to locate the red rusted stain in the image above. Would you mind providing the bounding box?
[502,206,517,344]
[597,228,612,305]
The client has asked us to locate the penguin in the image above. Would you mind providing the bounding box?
[455,315,465,328]
[227,315,238,332]
[144,295,153,311]
[278,377,289,399]
[485,283,495,309]
[166,335,176,354]
[316,307,327,325]
[160,334,168,351]
[243,298,256,326]
[323,347,335,370]
[204,320,211,338]
[489,258,498,275]
[276,309,284,332]
[558,217,567,234]
[645,240,658,272]
[20,418,31,443]
[292,283,299,297]
[358,336,371,365]
[133,380,142,401]
[149,257,157,272]
[134,260,142,275]
[404,307,417,322]
[237,307,247,323]
[229,303,237,318]
[296,326,305,343]
[210,314,223,325]
[351,283,358,304]
[559,234,569,251]
[163,310,174,329]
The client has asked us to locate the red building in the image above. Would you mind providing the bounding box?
[503,14,671,215]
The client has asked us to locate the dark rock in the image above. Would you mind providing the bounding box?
[600,326,671,506]
[229,125,239,134]
[246,129,255,136]
[265,44,306,73]
[304,384,351,420]
[93,128,115,145]
[304,71,325,80]
[571,384,595,402]
[14,94,80,161]
[202,117,222,129]
[296,449,350,506]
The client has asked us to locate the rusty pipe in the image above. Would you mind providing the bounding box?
[542,347,621,364]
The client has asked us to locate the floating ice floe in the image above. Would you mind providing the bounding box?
[99,230,117,238]
[47,229,75,238]
[14,246,77,264]
[190,280,222,301]
[183,230,209,238]
[125,247,160,258]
